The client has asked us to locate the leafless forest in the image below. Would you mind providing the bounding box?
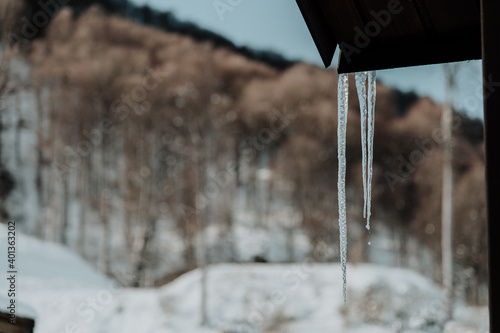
[0,2,487,306]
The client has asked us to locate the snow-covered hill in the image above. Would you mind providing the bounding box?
[159,264,489,333]
[0,225,110,292]
[0,225,488,332]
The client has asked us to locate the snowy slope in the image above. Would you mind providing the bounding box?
[0,225,488,332]
[160,263,442,333]
[0,224,110,291]
[159,264,488,333]
[0,223,111,329]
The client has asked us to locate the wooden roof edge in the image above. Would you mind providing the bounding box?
[296,0,337,68]
[337,36,482,73]
[0,312,35,326]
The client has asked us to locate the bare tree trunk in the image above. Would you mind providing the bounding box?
[197,136,208,327]
[60,175,69,245]
[99,188,111,274]
[0,53,10,220]
[78,165,87,257]
[222,184,237,262]
[14,100,22,173]
[441,64,457,320]
[199,210,208,326]
[398,228,407,268]
[235,138,241,186]
[34,86,46,238]
[286,226,295,263]
[46,84,59,242]
[122,129,134,258]
[246,161,256,213]
[131,132,160,288]
[219,146,237,262]
[99,124,111,275]
[132,218,157,287]
[181,162,197,268]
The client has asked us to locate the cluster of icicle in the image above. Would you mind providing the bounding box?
[337,71,376,305]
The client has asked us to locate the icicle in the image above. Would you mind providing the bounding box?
[366,71,377,230]
[336,71,376,303]
[355,72,369,220]
[337,73,349,305]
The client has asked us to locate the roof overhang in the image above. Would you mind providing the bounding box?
[296,0,482,73]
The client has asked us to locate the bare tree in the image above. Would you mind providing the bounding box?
[0,44,14,220]
[441,63,458,319]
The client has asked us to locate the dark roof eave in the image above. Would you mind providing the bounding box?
[296,0,337,68]
[337,35,482,73]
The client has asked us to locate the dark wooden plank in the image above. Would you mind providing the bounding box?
[0,313,35,333]
[295,0,337,68]
[337,36,481,73]
[354,0,428,44]
[296,0,482,71]
[424,0,480,37]
[318,0,365,44]
[481,0,500,331]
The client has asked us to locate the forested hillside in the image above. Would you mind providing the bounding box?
[0,2,487,305]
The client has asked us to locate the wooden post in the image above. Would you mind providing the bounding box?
[480,0,500,330]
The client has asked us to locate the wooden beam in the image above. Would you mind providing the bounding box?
[337,35,481,73]
[0,313,35,333]
[481,0,500,330]
[295,0,337,68]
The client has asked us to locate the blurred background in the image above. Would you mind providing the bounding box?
[0,0,488,332]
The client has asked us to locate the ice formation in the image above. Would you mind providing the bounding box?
[338,71,376,304]
[337,73,349,305]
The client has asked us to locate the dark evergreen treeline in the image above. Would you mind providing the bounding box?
[14,0,296,70]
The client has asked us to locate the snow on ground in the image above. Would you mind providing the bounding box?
[0,225,488,333]
[0,224,109,292]
[160,263,448,333]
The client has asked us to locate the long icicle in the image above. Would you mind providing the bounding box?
[355,72,369,219]
[366,71,377,230]
[337,73,349,305]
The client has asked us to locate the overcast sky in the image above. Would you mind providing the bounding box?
[129,0,484,119]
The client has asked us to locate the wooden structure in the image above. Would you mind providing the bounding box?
[0,312,35,333]
[296,0,498,330]
[296,0,482,72]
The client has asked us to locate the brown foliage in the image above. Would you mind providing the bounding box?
[21,5,487,293]
[0,0,27,41]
